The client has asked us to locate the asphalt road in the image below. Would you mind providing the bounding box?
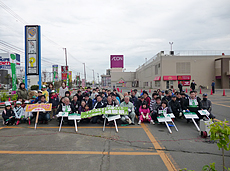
[0,89,229,171]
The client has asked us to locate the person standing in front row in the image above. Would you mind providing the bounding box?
[190,80,196,91]
[211,80,215,94]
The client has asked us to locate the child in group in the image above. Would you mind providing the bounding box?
[49,90,59,120]
[13,101,24,125]
[152,101,172,122]
[138,101,154,125]
[31,96,37,104]
[2,102,15,125]
[34,90,43,103]
[24,100,33,125]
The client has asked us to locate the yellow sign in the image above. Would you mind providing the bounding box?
[25,103,52,112]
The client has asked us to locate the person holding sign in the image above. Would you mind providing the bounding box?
[71,95,80,112]
[56,97,75,125]
[200,93,215,119]
[92,95,106,124]
[138,101,154,125]
[38,95,50,124]
[2,102,15,125]
[120,96,135,125]
[183,91,203,122]
[153,101,171,122]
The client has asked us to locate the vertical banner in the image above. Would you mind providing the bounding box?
[10,54,17,95]
[82,79,86,88]
[52,65,58,85]
[76,75,80,86]
[69,71,72,82]
[61,66,69,87]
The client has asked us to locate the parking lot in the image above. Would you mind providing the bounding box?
[0,89,229,171]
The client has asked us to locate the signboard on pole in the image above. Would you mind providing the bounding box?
[110,55,124,68]
[25,26,39,75]
[82,79,86,88]
[61,66,68,80]
[25,103,52,112]
[69,71,72,82]
[52,65,58,81]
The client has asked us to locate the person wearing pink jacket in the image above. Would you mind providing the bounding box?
[138,102,154,125]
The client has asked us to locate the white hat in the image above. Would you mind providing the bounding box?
[16,101,22,105]
[42,85,46,88]
[5,102,11,106]
[24,100,30,104]
[51,90,56,93]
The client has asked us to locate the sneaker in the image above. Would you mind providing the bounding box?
[138,120,141,125]
[127,118,132,124]
[150,120,155,125]
[131,122,135,125]
[16,120,20,125]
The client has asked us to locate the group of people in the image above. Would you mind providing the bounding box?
[2,82,215,126]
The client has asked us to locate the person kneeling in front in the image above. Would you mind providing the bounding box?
[120,96,135,125]
[38,95,50,124]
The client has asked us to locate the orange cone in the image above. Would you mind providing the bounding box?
[190,88,192,92]
[223,89,226,96]
[199,88,202,94]
[141,89,142,93]
[149,89,151,93]
[121,89,122,93]
[131,89,132,92]
[186,88,188,93]
[8,97,11,101]
[173,89,175,93]
[210,89,213,95]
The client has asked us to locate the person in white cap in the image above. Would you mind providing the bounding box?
[2,102,15,125]
[24,100,33,125]
[13,101,24,125]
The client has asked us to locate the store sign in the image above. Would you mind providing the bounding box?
[163,76,177,81]
[177,75,191,80]
[110,55,124,68]
[25,25,39,75]
[179,81,190,86]
[153,76,161,81]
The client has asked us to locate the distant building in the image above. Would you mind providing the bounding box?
[102,51,230,89]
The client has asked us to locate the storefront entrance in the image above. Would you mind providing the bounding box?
[166,81,173,89]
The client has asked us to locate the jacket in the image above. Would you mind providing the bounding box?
[120,101,135,113]
[183,97,203,112]
[56,103,76,114]
[201,99,212,112]
[150,103,161,115]
[49,94,59,108]
[139,106,150,115]
[169,100,182,113]
[71,100,80,112]
[59,87,68,98]
[85,98,93,110]
[13,106,24,119]
[2,109,15,120]
[93,101,106,109]
[17,88,28,100]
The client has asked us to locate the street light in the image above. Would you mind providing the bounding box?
[169,42,173,51]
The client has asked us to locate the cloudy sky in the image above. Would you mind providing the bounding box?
[0,0,230,82]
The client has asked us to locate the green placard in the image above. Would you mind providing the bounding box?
[183,112,197,115]
[81,107,128,119]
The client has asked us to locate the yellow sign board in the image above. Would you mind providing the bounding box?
[25,103,52,112]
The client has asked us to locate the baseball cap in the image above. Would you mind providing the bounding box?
[42,85,46,88]
[172,95,176,98]
[51,90,56,93]
[203,93,208,96]
[38,90,42,93]
[16,101,22,105]
[5,102,11,106]
[24,100,30,104]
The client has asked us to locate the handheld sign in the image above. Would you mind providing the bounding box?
[198,110,210,119]
[25,103,52,130]
[68,113,81,132]
[157,115,178,134]
[183,112,200,131]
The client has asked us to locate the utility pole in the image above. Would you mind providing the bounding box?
[64,48,67,66]
[97,73,99,87]
[92,69,95,84]
[83,63,86,81]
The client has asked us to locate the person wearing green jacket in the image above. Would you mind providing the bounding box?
[120,96,135,125]
[17,83,28,101]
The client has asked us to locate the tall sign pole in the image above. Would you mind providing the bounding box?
[25,25,41,89]
[63,48,69,87]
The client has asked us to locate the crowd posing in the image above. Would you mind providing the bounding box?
[2,82,216,126]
